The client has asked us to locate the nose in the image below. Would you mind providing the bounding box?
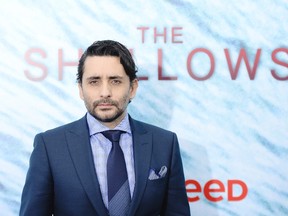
[100,82,111,98]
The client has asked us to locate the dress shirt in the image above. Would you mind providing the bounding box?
[86,112,135,208]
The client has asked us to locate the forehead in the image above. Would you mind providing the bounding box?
[83,56,127,78]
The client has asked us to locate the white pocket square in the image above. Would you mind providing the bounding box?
[148,166,167,180]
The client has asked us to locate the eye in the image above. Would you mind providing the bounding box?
[89,80,99,85]
[111,79,122,85]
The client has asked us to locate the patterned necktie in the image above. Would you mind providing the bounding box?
[101,130,131,216]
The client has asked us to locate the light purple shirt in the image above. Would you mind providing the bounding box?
[86,112,135,208]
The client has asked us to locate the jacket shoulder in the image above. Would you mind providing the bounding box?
[39,116,87,137]
[130,117,176,137]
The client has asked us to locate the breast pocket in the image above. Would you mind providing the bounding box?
[147,176,167,187]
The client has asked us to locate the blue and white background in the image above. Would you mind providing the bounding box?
[1,1,287,215]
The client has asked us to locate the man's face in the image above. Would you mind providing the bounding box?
[78,56,138,128]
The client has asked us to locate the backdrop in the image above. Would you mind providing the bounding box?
[1,1,287,215]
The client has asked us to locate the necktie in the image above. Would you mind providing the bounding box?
[101,130,131,216]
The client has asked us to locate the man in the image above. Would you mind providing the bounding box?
[20,40,190,216]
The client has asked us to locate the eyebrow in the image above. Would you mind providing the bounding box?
[86,76,100,81]
[86,75,124,81]
[109,76,123,80]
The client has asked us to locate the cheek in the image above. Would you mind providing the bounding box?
[81,92,94,106]
[116,92,130,107]
[82,88,98,100]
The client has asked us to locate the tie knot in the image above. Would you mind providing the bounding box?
[101,130,124,142]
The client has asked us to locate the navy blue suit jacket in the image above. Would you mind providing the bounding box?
[20,116,190,215]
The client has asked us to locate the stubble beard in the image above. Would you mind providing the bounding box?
[85,98,128,123]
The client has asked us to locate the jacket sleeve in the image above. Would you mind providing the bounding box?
[19,133,54,216]
[161,133,190,215]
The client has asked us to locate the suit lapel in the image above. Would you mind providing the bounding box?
[65,116,108,216]
[128,117,153,215]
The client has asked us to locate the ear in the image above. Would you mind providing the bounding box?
[129,79,138,100]
[78,83,84,100]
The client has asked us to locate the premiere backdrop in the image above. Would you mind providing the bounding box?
[1,1,287,215]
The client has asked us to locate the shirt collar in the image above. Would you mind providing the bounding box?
[86,112,131,136]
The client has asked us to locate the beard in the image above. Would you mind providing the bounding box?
[84,98,128,123]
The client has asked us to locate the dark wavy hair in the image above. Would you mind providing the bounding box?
[77,40,137,83]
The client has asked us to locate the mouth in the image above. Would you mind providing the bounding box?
[93,100,117,110]
[97,103,115,109]
[98,103,113,106]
